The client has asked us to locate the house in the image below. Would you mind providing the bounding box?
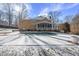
[18,16,55,31]
[70,15,79,34]
[57,24,65,32]
[57,22,70,33]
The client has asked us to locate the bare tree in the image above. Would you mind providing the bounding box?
[18,4,28,21]
[48,11,61,30]
[0,10,3,21]
[2,3,14,26]
[65,15,73,24]
[0,3,28,27]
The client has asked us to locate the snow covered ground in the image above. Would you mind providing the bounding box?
[0,31,79,56]
[0,31,78,46]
